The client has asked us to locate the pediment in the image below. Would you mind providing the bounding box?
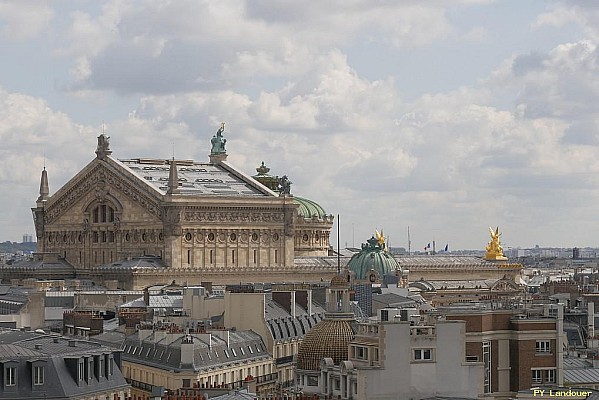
[490,279,519,292]
[44,157,163,224]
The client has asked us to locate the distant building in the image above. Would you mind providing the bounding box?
[0,328,129,399]
[295,276,483,399]
[444,305,564,399]
[94,326,275,399]
[25,130,335,289]
[22,234,34,243]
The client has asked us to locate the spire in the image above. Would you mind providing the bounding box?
[37,167,49,204]
[167,159,180,195]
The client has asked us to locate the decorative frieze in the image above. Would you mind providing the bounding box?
[44,164,161,224]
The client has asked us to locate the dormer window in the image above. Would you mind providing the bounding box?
[33,365,44,385]
[5,366,16,386]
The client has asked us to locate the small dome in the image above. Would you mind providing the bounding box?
[296,319,354,371]
[348,236,401,280]
[294,196,327,219]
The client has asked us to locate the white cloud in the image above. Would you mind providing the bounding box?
[0,1,53,40]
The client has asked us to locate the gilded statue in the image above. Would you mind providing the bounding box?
[485,226,507,261]
[375,229,386,251]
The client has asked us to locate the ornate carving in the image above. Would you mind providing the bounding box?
[94,180,109,202]
[32,209,45,240]
[183,210,285,223]
[44,164,161,224]
[164,207,182,237]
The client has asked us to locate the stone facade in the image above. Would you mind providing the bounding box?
[28,134,335,289]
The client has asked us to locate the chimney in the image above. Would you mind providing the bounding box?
[180,335,195,367]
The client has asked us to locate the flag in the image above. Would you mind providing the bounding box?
[444,243,448,252]
[424,243,430,250]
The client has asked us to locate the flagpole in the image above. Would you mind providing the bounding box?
[407,226,411,255]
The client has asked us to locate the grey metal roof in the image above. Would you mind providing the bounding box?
[564,357,593,370]
[121,294,183,309]
[0,328,129,399]
[372,293,417,307]
[564,368,599,383]
[395,255,510,267]
[94,329,270,372]
[119,159,269,196]
[211,389,257,399]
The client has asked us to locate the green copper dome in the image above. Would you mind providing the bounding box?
[294,196,327,219]
[347,236,401,280]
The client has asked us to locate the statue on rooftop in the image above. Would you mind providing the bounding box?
[278,175,292,195]
[210,122,227,155]
[485,226,507,261]
[95,133,112,159]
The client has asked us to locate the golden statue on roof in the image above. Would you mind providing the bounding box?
[485,226,507,261]
[375,229,386,251]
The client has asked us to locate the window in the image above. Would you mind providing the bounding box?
[253,249,257,264]
[532,369,542,384]
[182,379,191,388]
[92,205,115,223]
[224,349,230,358]
[536,340,551,354]
[546,369,556,383]
[78,361,85,381]
[248,345,254,354]
[33,366,44,385]
[483,340,491,393]
[355,346,368,360]
[413,348,432,361]
[274,250,278,263]
[5,366,16,386]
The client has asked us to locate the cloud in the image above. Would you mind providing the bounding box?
[0,1,53,40]
[0,87,95,240]
[60,1,461,95]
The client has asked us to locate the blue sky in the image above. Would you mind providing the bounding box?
[1,0,599,251]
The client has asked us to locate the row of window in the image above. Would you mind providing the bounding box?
[184,232,280,243]
[187,249,279,265]
[532,368,556,384]
[124,343,263,362]
[3,365,44,388]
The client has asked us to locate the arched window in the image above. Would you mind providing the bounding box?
[92,204,115,223]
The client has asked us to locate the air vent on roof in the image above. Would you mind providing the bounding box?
[35,344,42,350]
[68,340,76,347]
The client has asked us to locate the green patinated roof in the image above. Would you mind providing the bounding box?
[294,196,328,219]
[347,236,401,280]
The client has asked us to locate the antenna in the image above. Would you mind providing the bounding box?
[337,214,340,274]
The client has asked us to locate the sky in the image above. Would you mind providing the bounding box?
[1,0,599,251]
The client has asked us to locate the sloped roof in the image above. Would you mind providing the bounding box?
[119,158,273,197]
